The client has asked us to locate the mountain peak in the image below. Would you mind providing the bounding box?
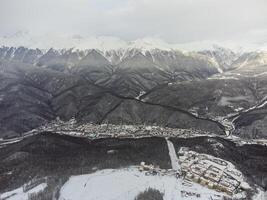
[78,49,110,67]
[118,50,160,71]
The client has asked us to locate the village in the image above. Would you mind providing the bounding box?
[178,148,249,196]
[32,118,214,140]
[2,117,267,148]
[137,146,250,199]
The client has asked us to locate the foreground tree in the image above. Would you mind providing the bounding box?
[135,188,164,200]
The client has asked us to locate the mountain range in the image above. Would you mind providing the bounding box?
[1,45,267,139]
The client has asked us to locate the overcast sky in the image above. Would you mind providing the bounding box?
[0,0,267,49]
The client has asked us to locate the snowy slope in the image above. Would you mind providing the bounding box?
[59,167,223,200]
[0,183,47,200]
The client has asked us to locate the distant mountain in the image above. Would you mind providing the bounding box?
[1,32,267,51]
[199,45,240,72]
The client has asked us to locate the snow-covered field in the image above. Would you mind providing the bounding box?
[59,167,223,200]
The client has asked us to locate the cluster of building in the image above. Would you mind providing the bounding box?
[138,162,178,177]
[34,118,213,139]
[137,148,249,198]
[180,190,201,198]
[178,147,248,196]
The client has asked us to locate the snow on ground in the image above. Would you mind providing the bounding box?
[0,138,22,146]
[208,75,239,80]
[59,167,223,200]
[0,183,47,200]
[253,189,267,200]
[166,139,181,170]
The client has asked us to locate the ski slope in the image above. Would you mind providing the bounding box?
[166,138,181,170]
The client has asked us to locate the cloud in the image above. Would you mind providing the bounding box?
[0,0,267,49]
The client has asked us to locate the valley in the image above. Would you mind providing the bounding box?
[1,45,267,200]
[1,0,267,199]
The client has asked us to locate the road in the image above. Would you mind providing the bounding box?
[166,138,180,170]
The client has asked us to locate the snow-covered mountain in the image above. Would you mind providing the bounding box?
[199,45,241,72]
[1,31,267,52]
[1,44,267,75]
[1,32,267,74]
[0,32,180,51]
